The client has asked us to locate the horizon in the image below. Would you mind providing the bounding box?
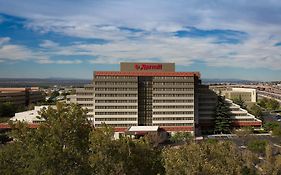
[0,1,281,81]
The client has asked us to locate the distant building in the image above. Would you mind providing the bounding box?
[0,87,45,106]
[197,85,261,131]
[210,86,257,103]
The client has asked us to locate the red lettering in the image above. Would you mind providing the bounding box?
[134,64,162,70]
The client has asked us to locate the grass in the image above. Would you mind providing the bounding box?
[0,117,11,123]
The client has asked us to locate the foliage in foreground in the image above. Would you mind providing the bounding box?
[0,103,164,175]
[1,103,281,175]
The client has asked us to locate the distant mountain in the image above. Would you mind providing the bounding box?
[0,78,92,87]
[202,78,260,84]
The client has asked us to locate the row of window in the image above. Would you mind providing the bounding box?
[153,111,194,115]
[153,105,194,109]
[80,104,93,107]
[153,94,194,97]
[153,123,193,126]
[95,124,137,127]
[77,93,93,96]
[95,112,137,115]
[77,98,93,101]
[95,106,137,109]
[95,94,137,97]
[153,88,193,91]
[153,117,194,121]
[153,100,194,103]
[95,88,137,91]
[95,76,136,79]
[95,118,137,121]
[95,100,137,103]
[95,82,137,85]
[153,82,194,85]
[153,77,193,80]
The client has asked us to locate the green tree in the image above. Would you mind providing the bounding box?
[163,141,249,175]
[267,98,280,110]
[0,103,92,175]
[258,98,280,111]
[247,139,268,154]
[263,121,280,131]
[248,104,263,119]
[170,132,193,143]
[258,98,268,108]
[272,127,281,137]
[89,125,164,175]
[213,95,232,134]
[233,95,247,109]
[0,102,17,117]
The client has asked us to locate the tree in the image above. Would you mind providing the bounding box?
[233,95,247,109]
[263,121,280,131]
[272,127,281,137]
[213,95,232,134]
[247,139,268,154]
[89,125,165,175]
[0,102,17,117]
[163,141,249,175]
[248,104,263,119]
[170,132,193,143]
[0,103,92,175]
[258,97,280,111]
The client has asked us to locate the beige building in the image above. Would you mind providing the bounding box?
[67,62,262,134]
[0,87,45,106]
[210,86,257,103]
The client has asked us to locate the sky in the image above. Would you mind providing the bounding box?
[0,0,281,81]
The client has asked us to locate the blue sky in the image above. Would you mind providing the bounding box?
[0,0,281,81]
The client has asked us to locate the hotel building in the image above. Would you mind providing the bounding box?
[66,62,261,135]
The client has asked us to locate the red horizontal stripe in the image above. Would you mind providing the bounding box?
[95,71,200,77]
[161,126,194,131]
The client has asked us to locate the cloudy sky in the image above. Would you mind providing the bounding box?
[0,0,281,80]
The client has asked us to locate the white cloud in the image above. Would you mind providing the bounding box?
[39,40,59,48]
[0,37,10,45]
[56,60,82,64]
[1,1,281,70]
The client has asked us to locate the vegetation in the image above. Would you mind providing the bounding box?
[233,95,247,109]
[163,141,253,175]
[258,98,280,111]
[247,139,268,154]
[0,103,164,175]
[170,132,192,143]
[1,103,281,175]
[248,104,263,119]
[0,102,29,120]
[213,95,232,134]
[263,121,280,132]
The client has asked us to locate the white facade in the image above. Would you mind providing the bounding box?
[10,106,56,123]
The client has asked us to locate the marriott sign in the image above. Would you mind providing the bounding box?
[134,64,162,70]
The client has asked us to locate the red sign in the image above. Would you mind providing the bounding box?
[134,64,162,70]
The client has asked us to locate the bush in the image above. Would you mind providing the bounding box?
[264,122,280,131]
[247,140,268,154]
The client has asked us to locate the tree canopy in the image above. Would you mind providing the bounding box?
[213,95,232,134]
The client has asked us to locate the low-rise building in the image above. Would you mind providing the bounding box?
[0,87,45,106]
[10,106,55,123]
